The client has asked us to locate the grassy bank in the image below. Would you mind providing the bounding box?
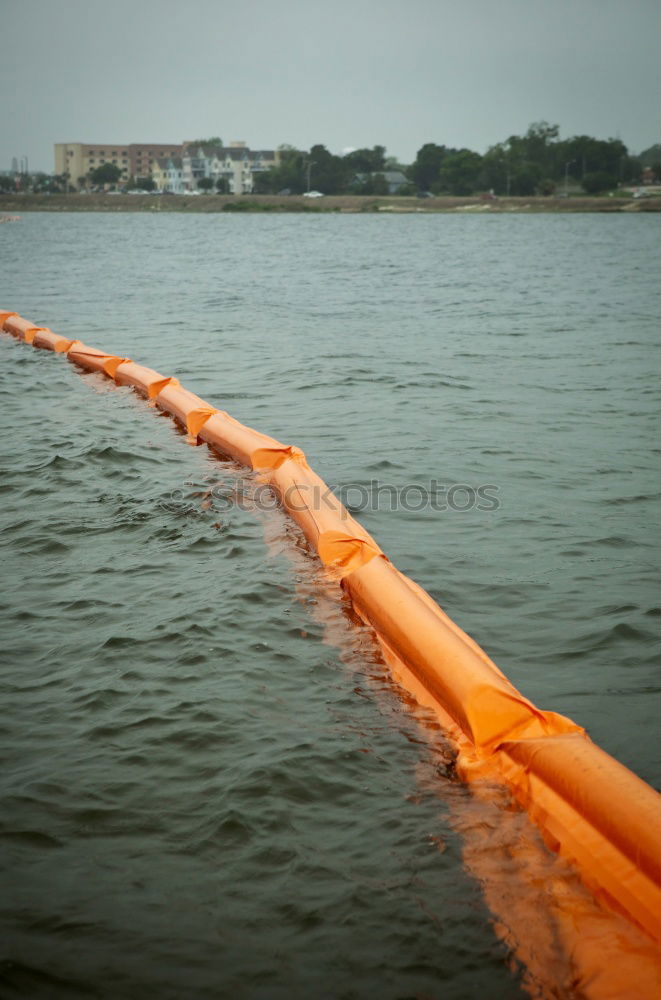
[2,193,661,214]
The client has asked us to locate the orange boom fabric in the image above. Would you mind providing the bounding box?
[68,342,131,379]
[33,329,77,353]
[3,312,661,992]
[199,410,292,470]
[154,380,218,438]
[3,314,51,344]
[114,361,173,399]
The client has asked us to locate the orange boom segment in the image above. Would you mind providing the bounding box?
[113,361,174,399]
[496,734,661,944]
[199,410,292,470]
[266,455,383,574]
[3,314,48,344]
[68,342,131,378]
[33,329,76,353]
[154,380,218,437]
[343,555,581,750]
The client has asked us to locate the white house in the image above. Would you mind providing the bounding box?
[179,141,277,194]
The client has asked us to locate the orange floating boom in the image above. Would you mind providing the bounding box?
[3,312,661,978]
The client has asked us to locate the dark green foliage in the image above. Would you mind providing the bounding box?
[307,144,352,194]
[350,172,389,195]
[582,171,618,194]
[638,143,661,165]
[189,137,223,149]
[90,163,122,185]
[253,145,308,194]
[438,149,483,195]
[537,178,557,196]
[342,146,387,172]
[409,143,447,191]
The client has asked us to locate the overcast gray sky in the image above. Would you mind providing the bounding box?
[1,0,659,172]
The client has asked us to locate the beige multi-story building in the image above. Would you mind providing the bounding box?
[55,140,277,192]
[128,145,184,179]
[54,142,183,186]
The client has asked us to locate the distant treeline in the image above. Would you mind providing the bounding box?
[255,124,659,197]
[2,126,658,198]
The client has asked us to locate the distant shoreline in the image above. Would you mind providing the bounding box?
[2,193,660,214]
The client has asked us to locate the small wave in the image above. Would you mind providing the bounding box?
[0,829,63,849]
[603,492,661,506]
[83,444,163,467]
[0,959,94,997]
[15,535,70,556]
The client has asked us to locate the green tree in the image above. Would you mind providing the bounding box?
[438,149,483,195]
[215,176,230,194]
[582,171,618,194]
[384,155,409,172]
[351,171,390,195]
[482,133,545,195]
[480,144,510,194]
[44,173,69,193]
[197,177,215,192]
[253,145,308,194]
[519,121,559,174]
[189,137,223,149]
[537,178,556,196]
[511,164,541,195]
[30,172,51,193]
[495,122,559,191]
[409,143,447,191]
[90,163,122,186]
[0,175,15,193]
[342,145,387,173]
[618,155,641,184]
[307,144,351,194]
[559,135,628,182]
[136,176,156,191]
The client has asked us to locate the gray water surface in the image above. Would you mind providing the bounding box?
[1,212,659,998]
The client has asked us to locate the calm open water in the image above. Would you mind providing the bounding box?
[1,211,659,999]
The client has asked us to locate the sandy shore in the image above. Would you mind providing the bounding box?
[2,193,660,214]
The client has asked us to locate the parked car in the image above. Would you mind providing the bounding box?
[303,190,324,198]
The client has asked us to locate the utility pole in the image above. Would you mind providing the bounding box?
[564,160,574,197]
[305,160,315,193]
